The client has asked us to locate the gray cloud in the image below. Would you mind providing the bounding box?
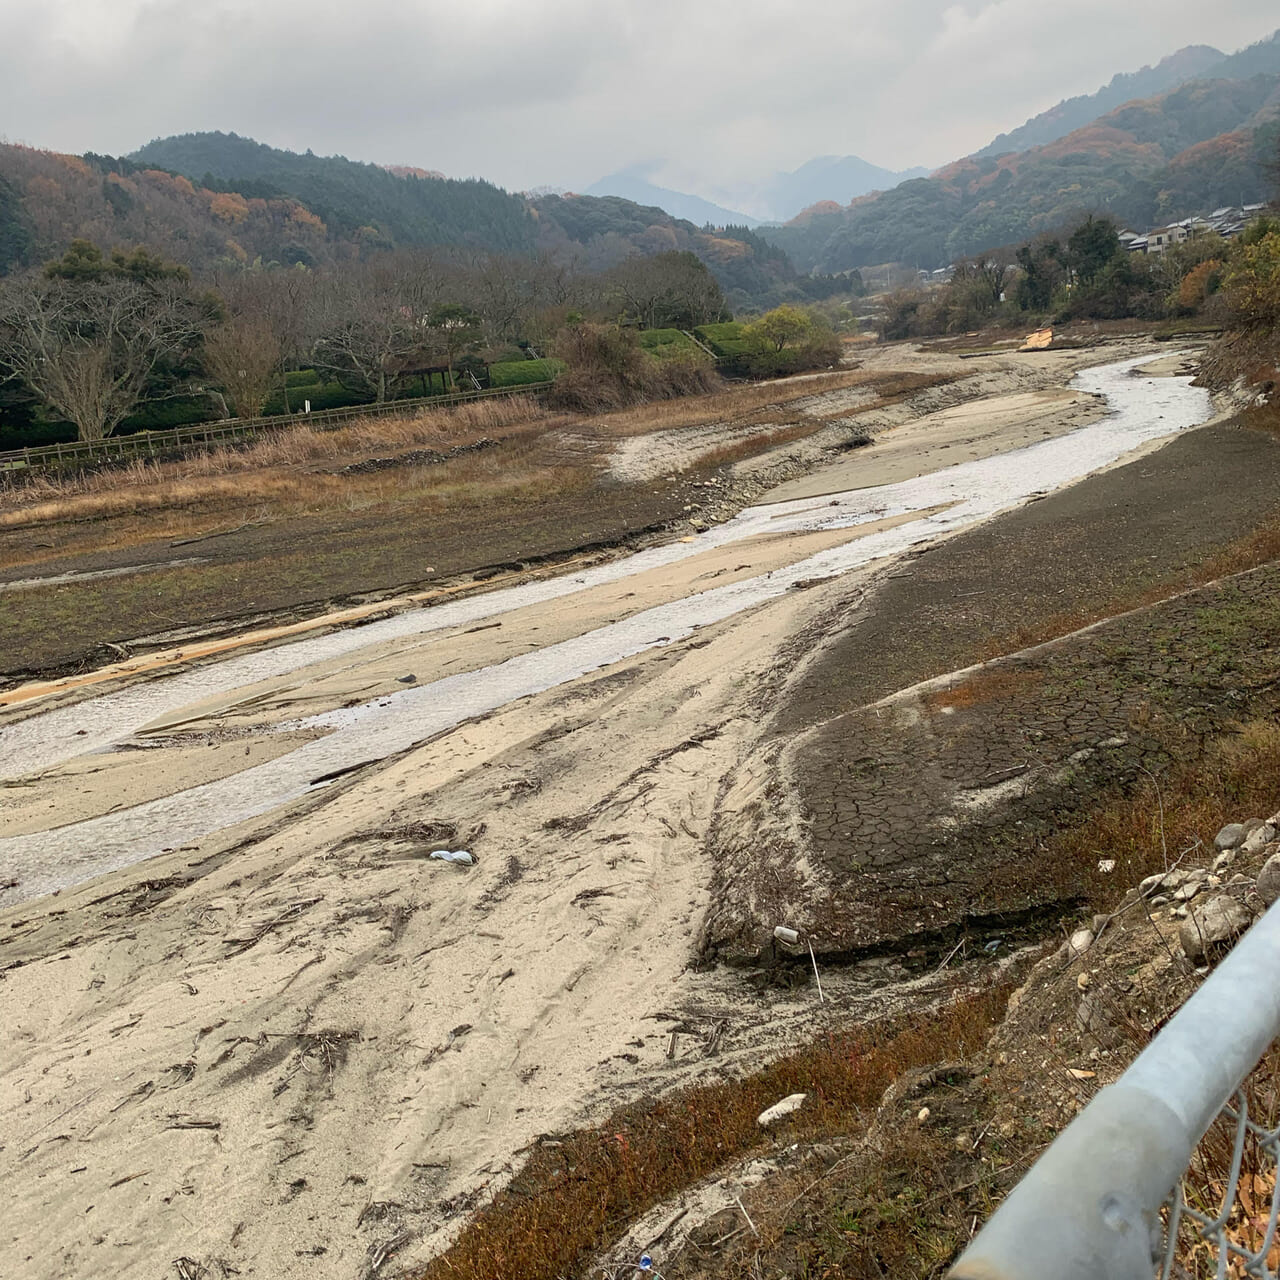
[1,0,1276,193]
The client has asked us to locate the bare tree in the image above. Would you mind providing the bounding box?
[310,252,439,402]
[209,266,319,412]
[201,314,282,418]
[606,252,725,329]
[0,274,208,440]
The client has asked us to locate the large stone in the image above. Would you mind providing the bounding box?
[1215,824,1248,852]
[1242,824,1278,857]
[1179,896,1253,965]
[1258,852,1280,906]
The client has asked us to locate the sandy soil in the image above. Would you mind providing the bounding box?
[764,387,1102,502]
[0,337,1211,1279]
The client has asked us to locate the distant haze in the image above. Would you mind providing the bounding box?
[1,1,1277,192]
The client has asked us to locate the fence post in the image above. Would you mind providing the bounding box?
[949,898,1280,1280]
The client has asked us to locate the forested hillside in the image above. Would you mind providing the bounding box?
[0,136,838,313]
[766,72,1280,272]
[975,31,1280,159]
[130,132,535,253]
[530,194,823,310]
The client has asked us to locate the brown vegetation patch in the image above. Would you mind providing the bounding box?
[1044,719,1280,912]
[425,986,1011,1280]
[923,667,1045,713]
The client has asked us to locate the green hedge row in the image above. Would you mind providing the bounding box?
[489,358,565,387]
[693,321,753,358]
[638,329,699,357]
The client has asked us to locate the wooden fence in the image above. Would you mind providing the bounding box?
[0,381,554,476]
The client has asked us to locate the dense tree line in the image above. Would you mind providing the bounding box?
[880,202,1277,340]
[0,239,746,442]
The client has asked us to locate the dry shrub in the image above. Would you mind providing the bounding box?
[548,324,722,413]
[425,985,1011,1280]
[1049,718,1280,908]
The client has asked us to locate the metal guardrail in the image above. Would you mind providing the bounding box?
[949,898,1280,1280]
[0,381,554,475]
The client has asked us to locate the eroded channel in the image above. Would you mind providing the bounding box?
[0,355,1213,902]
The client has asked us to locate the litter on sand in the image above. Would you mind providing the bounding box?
[428,849,475,866]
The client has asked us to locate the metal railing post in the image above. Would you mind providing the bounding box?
[950,898,1280,1280]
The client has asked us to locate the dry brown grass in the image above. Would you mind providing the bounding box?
[588,369,950,440]
[424,985,1011,1280]
[0,395,558,527]
[691,423,825,470]
[1049,719,1280,910]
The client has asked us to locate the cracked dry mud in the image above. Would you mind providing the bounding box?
[702,420,1280,962]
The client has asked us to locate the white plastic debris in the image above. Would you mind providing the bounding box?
[1097,859,1116,874]
[757,1093,807,1127]
[428,850,474,866]
[773,926,800,946]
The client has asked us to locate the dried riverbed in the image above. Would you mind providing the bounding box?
[0,342,1240,1280]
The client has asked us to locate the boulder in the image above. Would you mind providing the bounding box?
[1257,852,1280,906]
[1215,824,1248,852]
[1179,896,1253,965]
[1242,824,1278,857]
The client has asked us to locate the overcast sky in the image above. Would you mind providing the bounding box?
[1,0,1276,197]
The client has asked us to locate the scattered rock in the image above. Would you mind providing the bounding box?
[1091,914,1111,934]
[1068,928,1094,955]
[1076,972,1090,991]
[757,1093,807,1127]
[1215,823,1248,852]
[1213,850,1236,874]
[1257,852,1280,906]
[1241,824,1278,856]
[916,1107,930,1124]
[1179,896,1253,965]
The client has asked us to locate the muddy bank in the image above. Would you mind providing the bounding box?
[777,419,1280,730]
[702,421,1280,959]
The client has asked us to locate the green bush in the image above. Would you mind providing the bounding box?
[693,322,752,357]
[285,368,323,389]
[119,396,220,432]
[638,329,699,357]
[260,381,373,416]
[489,358,565,387]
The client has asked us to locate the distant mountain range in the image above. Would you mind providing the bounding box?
[0,133,805,308]
[763,45,1280,273]
[588,154,931,228]
[583,168,759,228]
[2,27,1279,303]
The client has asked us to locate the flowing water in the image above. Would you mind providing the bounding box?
[0,355,1213,902]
